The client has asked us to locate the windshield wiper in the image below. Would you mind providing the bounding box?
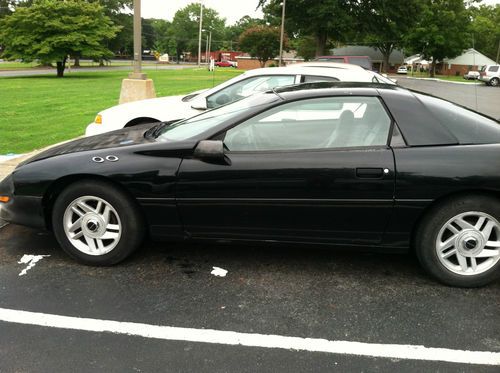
[152,119,182,138]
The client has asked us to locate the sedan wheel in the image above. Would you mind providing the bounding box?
[52,180,144,265]
[63,196,122,256]
[416,195,500,287]
[435,212,500,276]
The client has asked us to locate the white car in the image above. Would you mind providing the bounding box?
[479,65,500,86]
[397,66,408,74]
[85,63,396,136]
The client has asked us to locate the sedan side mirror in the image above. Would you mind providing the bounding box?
[194,140,228,164]
[190,96,208,110]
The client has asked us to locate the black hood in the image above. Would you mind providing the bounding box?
[18,123,156,167]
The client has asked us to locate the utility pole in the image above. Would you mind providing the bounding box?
[119,0,156,104]
[278,0,286,67]
[496,39,499,64]
[197,2,203,66]
[130,0,145,79]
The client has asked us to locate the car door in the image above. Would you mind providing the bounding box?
[176,96,396,245]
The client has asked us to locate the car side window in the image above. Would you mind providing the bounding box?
[206,75,296,109]
[301,75,340,83]
[224,96,392,152]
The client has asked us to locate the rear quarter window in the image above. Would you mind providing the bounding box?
[416,94,500,144]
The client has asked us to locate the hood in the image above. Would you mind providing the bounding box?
[19,123,156,167]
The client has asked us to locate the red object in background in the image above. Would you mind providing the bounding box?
[215,60,235,67]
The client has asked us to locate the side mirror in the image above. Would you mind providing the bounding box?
[193,140,228,163]
[190,96,208,110]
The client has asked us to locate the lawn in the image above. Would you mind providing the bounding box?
[405,71,479,83]
[0,68,243,154]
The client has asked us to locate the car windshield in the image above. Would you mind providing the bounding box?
[156,92,282,142]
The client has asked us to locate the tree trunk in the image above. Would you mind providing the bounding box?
[382,53,390,73]
[73,56,80,67]
[260,59,267,68]
[56,56,67,77]
[315,32,328,56]
[430,60,436,78]
[99,59,105,67]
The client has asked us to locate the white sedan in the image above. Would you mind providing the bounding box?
[85,63,396,136]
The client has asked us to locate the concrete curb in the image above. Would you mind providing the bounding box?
[0,137,83,182]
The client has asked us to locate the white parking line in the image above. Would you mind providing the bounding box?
[0,307,499,366]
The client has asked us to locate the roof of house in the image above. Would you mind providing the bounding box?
[443,48,496,66]
[329,45,405,64]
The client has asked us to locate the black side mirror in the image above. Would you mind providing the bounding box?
[194,140,229,164]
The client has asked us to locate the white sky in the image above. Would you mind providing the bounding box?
[141,0,264,25]
[141,0,500,25]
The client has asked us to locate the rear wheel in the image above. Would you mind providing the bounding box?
[416,195,500,287]
[490,77,499,87]
[52,180,145,265]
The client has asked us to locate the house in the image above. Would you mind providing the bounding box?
[329,45,405,72]
[441,48,496,76]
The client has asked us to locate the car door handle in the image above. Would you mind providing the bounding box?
[356,168,387,179]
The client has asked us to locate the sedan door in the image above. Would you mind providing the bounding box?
[176,96,396,245]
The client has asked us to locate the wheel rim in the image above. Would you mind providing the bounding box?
[63,196,122,256]
[436,211,500,276]
[491,78,499,86]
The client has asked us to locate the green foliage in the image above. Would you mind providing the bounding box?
[260,0,356,56]
[0,0,120,76]
[170,3,226,59]
[406,0,471,76]
[239,26,285,67]
[468,4,500,61]
[294,36,317,61]
[358,0,424,72]
[226,16,266,47]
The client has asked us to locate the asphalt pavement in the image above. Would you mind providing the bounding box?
[395,76,500,119]
[0,77,499,372]
[0,224,499,372]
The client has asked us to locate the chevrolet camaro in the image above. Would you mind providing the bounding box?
[1,82,500,287]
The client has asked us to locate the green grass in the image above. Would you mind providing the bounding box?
[0,68,243,154]
[0,60,161,70]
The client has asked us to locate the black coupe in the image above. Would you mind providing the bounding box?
[2,82,500,287]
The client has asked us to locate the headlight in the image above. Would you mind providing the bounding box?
[95,114,102,124]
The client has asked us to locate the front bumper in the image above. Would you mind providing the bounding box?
[85,122,104,137]
[0,173,46,229]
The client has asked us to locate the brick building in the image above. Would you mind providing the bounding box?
[441,49,496,76]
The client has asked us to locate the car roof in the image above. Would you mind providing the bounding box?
[242,64,377,82]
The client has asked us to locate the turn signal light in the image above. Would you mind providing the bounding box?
[0,196,10,203]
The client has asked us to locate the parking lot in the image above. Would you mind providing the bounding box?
[1,78,500,372]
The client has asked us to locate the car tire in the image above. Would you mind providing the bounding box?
[415,195,500,287]
[490,77,499,87]
[52,179,145,266]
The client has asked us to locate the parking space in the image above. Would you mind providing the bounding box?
[1,223,499,371]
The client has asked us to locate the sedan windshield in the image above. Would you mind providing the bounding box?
[156,91,282,142]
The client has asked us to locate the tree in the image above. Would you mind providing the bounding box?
[358,0,424,73]
[226,16,266,49]
[406,0,471,77]
[0,0,120,76]
[468,4,500,61]
[170,3,226,60]
[239,26,285,67]
[259,0,357,56]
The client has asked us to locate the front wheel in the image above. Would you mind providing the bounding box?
[52,180,145,265]
[415,195,500,287]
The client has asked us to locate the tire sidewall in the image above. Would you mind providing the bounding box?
[52,180,144,265]
[416,195,500,287]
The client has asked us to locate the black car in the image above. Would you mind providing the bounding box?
[2,82,500,287]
